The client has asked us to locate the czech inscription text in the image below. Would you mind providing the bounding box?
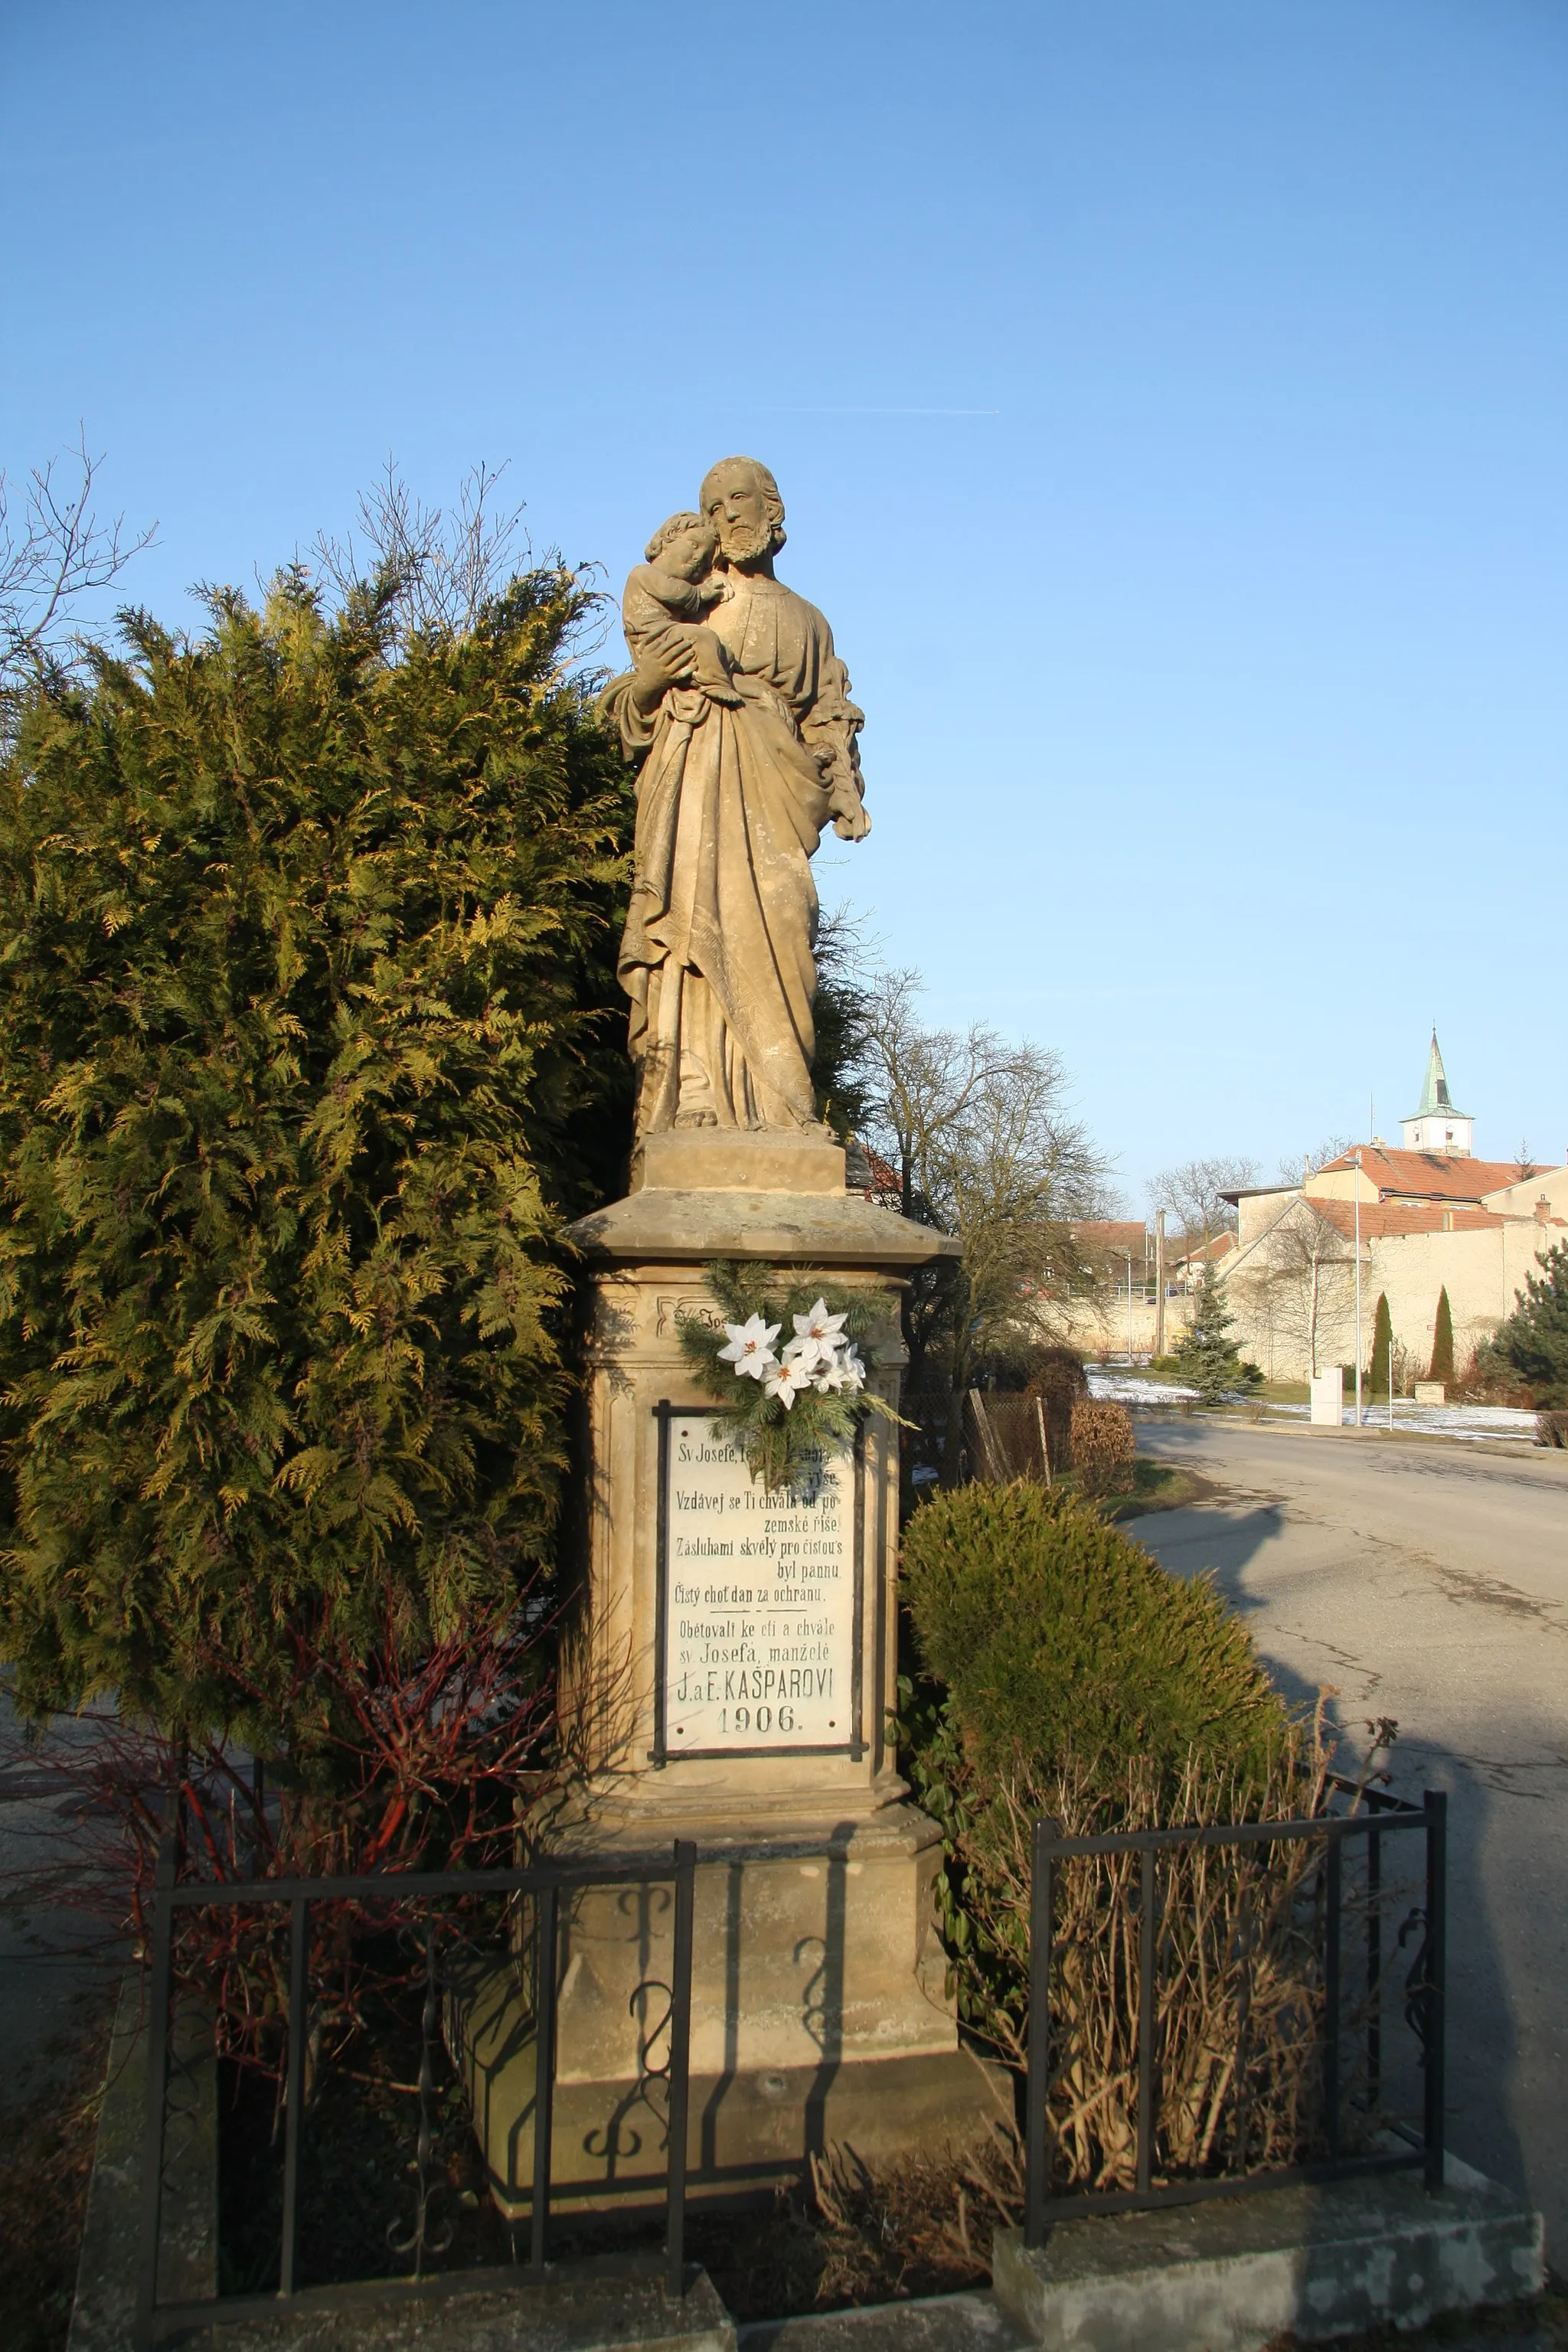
[663,1415,855,1753]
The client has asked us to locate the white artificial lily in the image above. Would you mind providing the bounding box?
[718,1313,781,1381]
[787,1297,848,1373]
[764,1357,808,1411]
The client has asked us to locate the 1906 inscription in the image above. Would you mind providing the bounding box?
[663,1416,855,1753]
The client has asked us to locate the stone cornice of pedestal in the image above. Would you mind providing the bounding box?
[565,1186,961,1269]
[534,1785,939,1864]
[569,1124,962,1267]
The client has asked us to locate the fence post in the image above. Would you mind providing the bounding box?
[1323,1834,1342,2159]
[1365,1824,1382,2110]
[531,1877,559,2266]
[665,1841,696,2299]
[1136,1842,1157,2197]
[278,1895,312,2298]
[132,1831,180,2352]
[1025,1818,1056,2248]
[1423,1791,1447,2191]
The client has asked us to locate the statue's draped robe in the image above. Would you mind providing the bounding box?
[604,573,857,1132]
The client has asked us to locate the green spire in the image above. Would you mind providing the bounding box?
[1408,1029,1468,1121]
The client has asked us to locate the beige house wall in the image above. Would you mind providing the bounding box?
[1305,1166,1380,1206]
[1361,1227,1514,1374]
[1237,1187,1303,1249]
[1052,1294,1194,1357]
[1225,1209,1358,1383]
[1224,1203,1562,1383]
[1484,1167,1568,1221]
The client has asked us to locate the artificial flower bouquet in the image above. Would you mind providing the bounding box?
[678,1259,900,1490]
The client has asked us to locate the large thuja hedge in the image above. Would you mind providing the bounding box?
[0,566,632,1745]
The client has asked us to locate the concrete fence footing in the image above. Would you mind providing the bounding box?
[990,2158,1544,2350]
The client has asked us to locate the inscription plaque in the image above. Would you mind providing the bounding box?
[654,1407,861,1760]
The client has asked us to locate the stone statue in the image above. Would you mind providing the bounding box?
[601,457,869,1136]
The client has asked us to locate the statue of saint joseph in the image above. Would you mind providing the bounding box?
[600,457,869,1137]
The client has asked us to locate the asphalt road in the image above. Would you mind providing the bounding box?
[1128,1416,1568,2271]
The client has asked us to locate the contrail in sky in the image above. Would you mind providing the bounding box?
[754,406,1001,416]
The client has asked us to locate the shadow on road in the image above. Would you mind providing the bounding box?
[1124,1478,1530,2220]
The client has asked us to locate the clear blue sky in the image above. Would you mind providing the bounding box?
[4,2,1564,1204]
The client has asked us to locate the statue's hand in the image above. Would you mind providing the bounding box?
[629,641,693,715]
[831,799,871,842]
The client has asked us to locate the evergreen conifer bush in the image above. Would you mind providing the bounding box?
[1367,1292,1393,1399]
[901,1479,1288,1788]
[1491,1241,1568,1404]
[1427,1287,1455,1386]
[1169,1263,1262,1403]
[900,1482,1348,2191]
[0,564,633,1746]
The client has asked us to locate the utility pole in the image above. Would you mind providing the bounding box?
[1154,1210,1166,1357]
[1353,1148,1364,1429]
[1125,1247,1135,1364]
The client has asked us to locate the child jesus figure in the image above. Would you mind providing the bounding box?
[621,511,740,707]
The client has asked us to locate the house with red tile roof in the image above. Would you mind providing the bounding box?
[1214,1035,1565,1381]
[1168,1230,1237,1291]
[1069,1220,1153,1285]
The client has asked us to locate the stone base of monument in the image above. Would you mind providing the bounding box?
[452,1132,991,2216]
[452,1806,1014,2216]
[456,1994,1009,2220]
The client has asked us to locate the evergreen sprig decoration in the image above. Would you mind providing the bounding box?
[678,1260,900,1491]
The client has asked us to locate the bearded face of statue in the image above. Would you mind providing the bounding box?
[701,459,785,570]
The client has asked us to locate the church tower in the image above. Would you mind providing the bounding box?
[1401,1030,1474,1155]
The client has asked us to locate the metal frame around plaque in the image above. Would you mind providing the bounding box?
[651,1400,865,1767]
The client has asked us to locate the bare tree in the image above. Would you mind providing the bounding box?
[310,456,583,642]
[855,971,1107,1477]
[1276,1133,1357,1186]
[1233,1198,1356,1379]
[1146,1155,1260,1256]
[1,431,155,723]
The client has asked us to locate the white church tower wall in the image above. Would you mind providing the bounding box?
[1401,1030,1474,1155]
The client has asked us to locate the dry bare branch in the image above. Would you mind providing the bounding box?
[310,455,534,636]
[0,429,155,709]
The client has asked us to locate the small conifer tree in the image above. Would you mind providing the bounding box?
[1428,1288,1455,1386]
[1170,1262,1262,1404]
[1493,1241,1568,1402]
[1367,1292,1393,1399]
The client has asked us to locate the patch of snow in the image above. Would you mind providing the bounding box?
[1088,1370,1200,1406]
[1087,1368,1539,1442]
[1261,1400,1536,1442]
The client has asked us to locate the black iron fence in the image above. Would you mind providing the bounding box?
[130,1781,1449,2332]
[1023,1782,1446,2245]
[133,1837,697,2350]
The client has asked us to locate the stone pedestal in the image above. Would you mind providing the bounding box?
[456,1132,1008,2210]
